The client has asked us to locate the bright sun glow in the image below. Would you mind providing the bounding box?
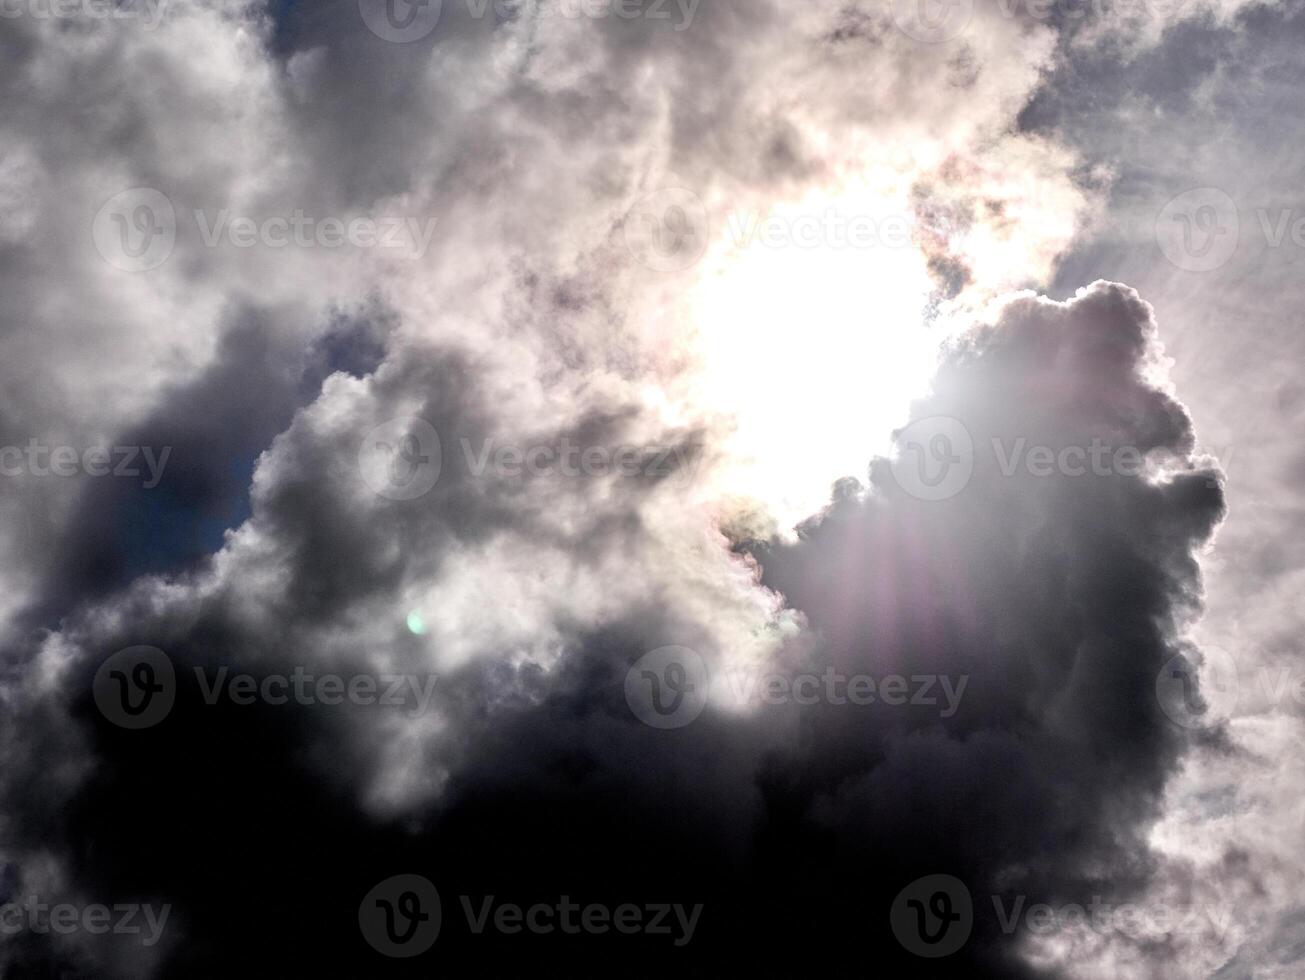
[686,180,941,528]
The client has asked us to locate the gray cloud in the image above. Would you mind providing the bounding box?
[0,280,1226,975]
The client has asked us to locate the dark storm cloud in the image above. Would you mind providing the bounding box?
[0,334,715,975]
[1016,11,1305,968]
[0,282,1224,976]
[753,282,1224,963]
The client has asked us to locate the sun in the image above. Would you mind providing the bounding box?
[683,179,942,529]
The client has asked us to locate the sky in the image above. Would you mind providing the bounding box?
[0,0,1302,976]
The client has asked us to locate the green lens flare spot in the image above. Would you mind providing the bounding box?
[406,611,427,636]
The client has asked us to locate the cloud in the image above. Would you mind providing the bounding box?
[0,279,1226,975]
[0,0,1255,975]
